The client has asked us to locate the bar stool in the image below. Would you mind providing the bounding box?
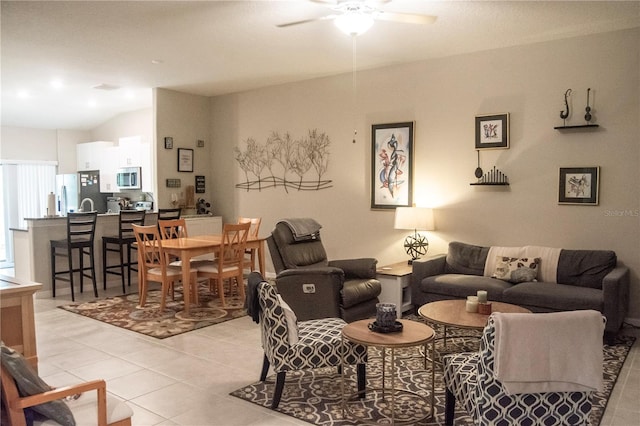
[50,212,98,302]
[102,210,146,293]
[157,208,181,222]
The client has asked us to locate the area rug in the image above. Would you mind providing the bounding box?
[59,282,247,339]
[230,327,635,426]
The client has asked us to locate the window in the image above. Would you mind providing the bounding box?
[0,162,56,264]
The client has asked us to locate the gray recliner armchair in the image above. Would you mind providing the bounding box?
[267,219,381,322]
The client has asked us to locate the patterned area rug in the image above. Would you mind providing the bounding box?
[230,323,635,426]
[59,282,247,339]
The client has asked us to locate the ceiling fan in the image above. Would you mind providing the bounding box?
[277,0,437,36]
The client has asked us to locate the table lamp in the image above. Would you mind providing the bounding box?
[394,207,435,264]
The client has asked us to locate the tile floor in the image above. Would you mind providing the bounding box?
[21,280,640,425]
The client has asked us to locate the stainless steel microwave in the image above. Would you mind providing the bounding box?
[116,167,141,190]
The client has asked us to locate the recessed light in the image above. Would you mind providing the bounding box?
[17,90,30,99]
[151,59,164,65]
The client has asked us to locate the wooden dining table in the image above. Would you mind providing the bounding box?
[159,234,266,315]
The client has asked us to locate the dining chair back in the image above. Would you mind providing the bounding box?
[102,210,146,293]
[238,217,261,271]
[158,218,188,239]
[157,208,182,221]
[132,224,197,311]
[50,212,98,301]
[196,222,250,307]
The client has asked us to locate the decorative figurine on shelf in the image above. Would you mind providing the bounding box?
[584,88,593,123]
[559,88,572,125]
[475,150,483,179]
[196,198,212,215]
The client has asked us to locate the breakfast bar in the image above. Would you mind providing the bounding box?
[11,214,222,298]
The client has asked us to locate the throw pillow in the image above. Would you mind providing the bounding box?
[0,342,76,426]
[493,256,541,284]
[276,295,299,345]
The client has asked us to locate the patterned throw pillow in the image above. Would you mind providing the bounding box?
[277,295,299,345]
[492,256,541,284]
[0,342,76,426]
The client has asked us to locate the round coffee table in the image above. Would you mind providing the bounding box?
[418,299,531,349]
[341,319,435,425]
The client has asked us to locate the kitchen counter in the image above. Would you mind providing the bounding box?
[12,214,222,298]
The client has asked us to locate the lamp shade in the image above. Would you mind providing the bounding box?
[394,207,434,231]
[334,12,374,36]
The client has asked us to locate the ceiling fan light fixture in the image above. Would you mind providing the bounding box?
[334,12,374,36]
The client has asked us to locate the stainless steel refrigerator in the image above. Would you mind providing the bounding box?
[55,171,109,214]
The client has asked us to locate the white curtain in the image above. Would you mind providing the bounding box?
[12,163,57,229]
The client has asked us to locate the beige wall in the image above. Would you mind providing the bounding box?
[208,28,640,321]
[155,88,212,211]
[91,108,152,145]
[0,127,58,162]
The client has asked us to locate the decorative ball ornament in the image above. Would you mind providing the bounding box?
[403,232,429,262]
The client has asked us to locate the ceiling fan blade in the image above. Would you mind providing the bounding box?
[277,14,337,28]
[375,11,437,25]
[310,0,391,5]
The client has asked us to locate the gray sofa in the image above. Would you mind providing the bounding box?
[411,241,630,343]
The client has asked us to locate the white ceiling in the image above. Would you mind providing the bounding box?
[2,0,639,131]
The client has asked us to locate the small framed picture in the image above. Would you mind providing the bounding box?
[475,113,509,149]
[197,139,205,148]
[558,167,599,205]
[177,148,194,172]
[164,137,173,149]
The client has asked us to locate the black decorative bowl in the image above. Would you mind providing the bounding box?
[368,321,404,334]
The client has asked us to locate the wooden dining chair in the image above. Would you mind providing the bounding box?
[238,217,261,271]
[158,218,188,240]
[196,222,250,307]
[158,218,204,304]
[132,224,198,311]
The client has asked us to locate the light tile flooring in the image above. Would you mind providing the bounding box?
[23,282,640,425]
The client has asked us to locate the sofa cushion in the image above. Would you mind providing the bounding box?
[445,242,489,276]
[492,256,540,284]
[557,250,616,289]
[502,282,602,311]
[423,274,511,301]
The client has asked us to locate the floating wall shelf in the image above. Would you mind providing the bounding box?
[470,182,510,186]
[554,124,600,130]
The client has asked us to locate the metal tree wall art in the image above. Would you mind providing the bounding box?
[234,129,333,192]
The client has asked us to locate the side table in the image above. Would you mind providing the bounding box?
[341,319,435,425]
[376,261,413,318]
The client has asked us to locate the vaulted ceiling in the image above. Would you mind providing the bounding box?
[2,1,639,130]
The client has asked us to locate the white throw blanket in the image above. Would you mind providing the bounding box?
[484,245,561,283]
[492,311,604,395]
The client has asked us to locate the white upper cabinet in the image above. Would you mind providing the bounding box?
[76,141,115,171]
[118,136,145,167]
[118,136,152,192]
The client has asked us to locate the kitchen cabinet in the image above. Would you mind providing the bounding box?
[76,141,114,171]
[118,137,152,192]
[100,147,119,192]
[98,137,153,193]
